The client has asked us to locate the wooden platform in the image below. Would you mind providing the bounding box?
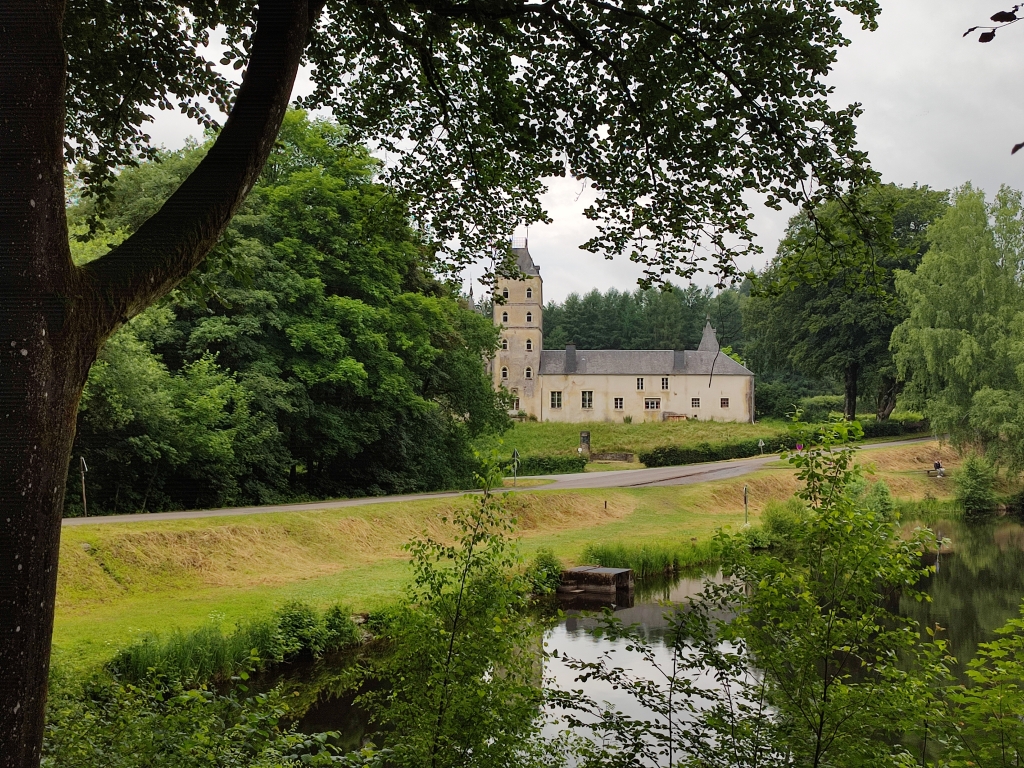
[557,565,634,594]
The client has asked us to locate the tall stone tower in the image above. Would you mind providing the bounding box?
[492,242,543,416]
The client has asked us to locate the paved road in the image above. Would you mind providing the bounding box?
[62,436,936,527]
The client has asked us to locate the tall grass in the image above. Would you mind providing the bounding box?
[581,540,718,578]
[107,601,360,685]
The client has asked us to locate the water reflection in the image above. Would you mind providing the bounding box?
[289,520,1024,740]
[901,518,1024,672]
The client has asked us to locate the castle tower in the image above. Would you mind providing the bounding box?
[492,241,543,416]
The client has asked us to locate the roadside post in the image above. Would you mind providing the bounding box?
[757,438,765,455]
[512,448,520,487]
[79,456,89,518]
[744,484,748,526]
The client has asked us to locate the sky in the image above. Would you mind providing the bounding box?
[147,0,1024,304]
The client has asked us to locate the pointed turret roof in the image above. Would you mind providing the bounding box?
[697,317,719,352]
[511,245,540,276]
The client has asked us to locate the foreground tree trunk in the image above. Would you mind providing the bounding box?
[843,362,860,421]
[0,2,316,765]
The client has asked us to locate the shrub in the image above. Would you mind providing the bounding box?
[956,453,997,518]
[863,480,896,522]
[622,415,633,424]
[797,395,845,422]
[275,601,328,658]
[761,497,809,544]
[526,548,563,594]
[740,525,772,549]
[755,380,802,420]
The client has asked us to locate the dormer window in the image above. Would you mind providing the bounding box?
[526,339,533,351]
[526,287,533,299]
[502,287,509,299]
[502,339,508,350]
[526,312,533,323]
[501,311,508,323]
[525,367,533,379]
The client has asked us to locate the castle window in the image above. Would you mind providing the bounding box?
[581,391,593,409]
[636,377,644,391]
[501,338,508,350]
[721,397,730,408]
[644,398,661,410]
[526,339,533,351]
[501,311,508,323]
[525,367,533,379]
[614,397,624,410]
[691,397,700,408]
[526,287,533,299]
[526,311,533,323]
[502,287,509,299]
[550,391,562,409]
[511,389,520,411]
[661,377,669,390]
[501,367,509,379]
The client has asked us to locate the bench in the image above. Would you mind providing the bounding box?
[926,469,944,477]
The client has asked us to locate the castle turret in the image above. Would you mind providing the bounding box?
[492,242,543,416]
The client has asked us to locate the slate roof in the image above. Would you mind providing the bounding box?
[538,322,753,377]
[512,246,540,276]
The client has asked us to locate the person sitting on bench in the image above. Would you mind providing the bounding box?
[933,459,944,477]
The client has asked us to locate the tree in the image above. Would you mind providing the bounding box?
[891,185,1024,467]
[543,283,745,352]
[68,112,508,510]
[744,184,947,420]
[3,0,880,762]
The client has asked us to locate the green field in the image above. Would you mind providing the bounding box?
[53,441,956,670]
[478,418,791,458]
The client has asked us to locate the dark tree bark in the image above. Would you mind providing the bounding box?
[875,376,903,421]
[0,2,318,765]
[843,362,860,421]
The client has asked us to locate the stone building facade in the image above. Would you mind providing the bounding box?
[487,244,755,423]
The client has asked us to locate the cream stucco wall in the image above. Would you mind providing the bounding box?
[491,273,544,416]
[537,373,753,423]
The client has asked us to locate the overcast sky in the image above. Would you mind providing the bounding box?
[148,0,1024,304]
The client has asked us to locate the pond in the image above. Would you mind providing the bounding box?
[287,517,1024,750]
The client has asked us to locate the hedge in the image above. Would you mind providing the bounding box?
[639,435,797,468]
[638,420,931,469]
[508,455,589,476]
[859,418,930,439]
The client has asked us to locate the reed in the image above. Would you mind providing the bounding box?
[581,540,718,578]
[107,601,360,684]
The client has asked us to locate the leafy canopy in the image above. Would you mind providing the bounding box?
[892,184,1024,468]
[65,0,881,282]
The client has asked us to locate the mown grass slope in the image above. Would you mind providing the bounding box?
[54,441,958,669]
[478,418,791,458]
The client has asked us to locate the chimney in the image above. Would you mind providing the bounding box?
[565,343,577,374]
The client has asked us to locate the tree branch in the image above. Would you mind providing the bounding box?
[81,0,323,339]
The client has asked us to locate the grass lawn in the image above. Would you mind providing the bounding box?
[477,418,791,458]
[53,441,958,670]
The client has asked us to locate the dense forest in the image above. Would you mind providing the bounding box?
[65,113,510,516]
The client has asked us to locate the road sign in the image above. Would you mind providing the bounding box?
[511,449,520,486]
[757,438,765,455]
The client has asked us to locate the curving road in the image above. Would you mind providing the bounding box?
[62,437,936,527]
